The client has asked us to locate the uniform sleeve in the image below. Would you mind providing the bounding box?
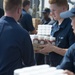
[20,14,35,32]
[68,26,75,46]
[21,31,35,67]
[57,44,74,72]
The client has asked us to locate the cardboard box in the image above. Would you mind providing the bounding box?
[32,18,41,29]
[30,35,56,51]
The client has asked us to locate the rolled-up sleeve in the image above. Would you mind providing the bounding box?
[20,31,35,67]
[57,44,75,72]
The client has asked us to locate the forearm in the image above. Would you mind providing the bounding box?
[52,46,68,56]
[30,29,37,34]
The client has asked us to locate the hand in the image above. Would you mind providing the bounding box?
[35,41,54,54]
[63,70,75,75]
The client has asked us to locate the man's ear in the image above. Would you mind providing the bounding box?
[17,7,22,14]
[62,6,68,11]
[17,7,20,14]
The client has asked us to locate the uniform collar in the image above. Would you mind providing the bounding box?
[22,9,26,12]
[1,16,17,24]
[55,18,71,29]
[51,18,71,36]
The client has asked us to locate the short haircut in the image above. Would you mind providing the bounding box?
[22,0,30,7]
[49,0,68,7]
[3,0,22,12]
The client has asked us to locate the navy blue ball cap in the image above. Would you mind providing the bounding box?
[42,8,50,13]
[60,7,75,18]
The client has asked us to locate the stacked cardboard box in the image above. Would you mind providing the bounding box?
[14,65,65,75]
[32,18,41,29]
[30,25,53,51]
